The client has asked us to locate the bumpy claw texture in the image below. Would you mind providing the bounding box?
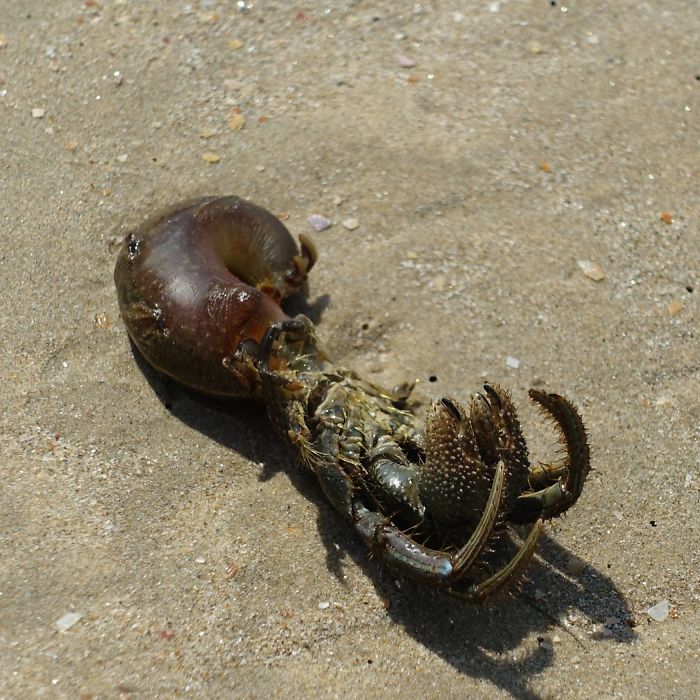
[115,196,592,601]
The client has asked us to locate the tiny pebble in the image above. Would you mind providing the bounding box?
[342,218,359,230]
[577,259,606,282]
[534,589,545,601]
[195,556,206,564]
[308,214,333,232]
[228,113,246,131]
[586,34,600,45]
[505,356,520,369]
[332,194,343,206]
[202,152,221,163]
[488,2,501,12]
[538,638,554,651]
[116,153,128,163]
[318,601,330,610]
[32,107,46,118]
[56,612,82,632]
[566,555,586,576]
[660,211,673,224]
[646,599,670,622]
[667,300,683,316]
[529,41,542,54]
[396,54,416,68]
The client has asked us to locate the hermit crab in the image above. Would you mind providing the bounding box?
[115,196,590,601]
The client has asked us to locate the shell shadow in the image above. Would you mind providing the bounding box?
[130,348,634,700]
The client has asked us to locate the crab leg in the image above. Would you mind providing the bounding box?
[509,390,590,523]
[451,519,545,602]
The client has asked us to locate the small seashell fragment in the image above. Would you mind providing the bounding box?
[202,152,221,163]
[396,54,416,68]
[342,218,359,230]
[646,599,670,622]
[228,112,245,131]
[577,259,606,282]
[56,612,82,632]
[32,107,46,118]
[308,214,333,232]
[566,555,586,576]
[505,356,520,369]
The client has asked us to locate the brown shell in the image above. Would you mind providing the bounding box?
[114,196,315,398]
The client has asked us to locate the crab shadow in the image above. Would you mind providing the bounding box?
[133,350,634,700]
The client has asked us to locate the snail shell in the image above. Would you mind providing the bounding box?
[114,196,316,397]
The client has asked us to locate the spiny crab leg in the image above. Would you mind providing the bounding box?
[509,390,591,523]
[455,519,545,602]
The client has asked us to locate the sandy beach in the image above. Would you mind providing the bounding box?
[1,1,698,697]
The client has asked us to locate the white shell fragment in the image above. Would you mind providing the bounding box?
[55,611,82,632]
[342,218,359,230]
[646,600,671,622]
[308,214,333,232]
[396,54,416,68]
[577,259,606,282]
[505,356,520,369]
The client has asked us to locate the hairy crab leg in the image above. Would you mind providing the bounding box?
[509,390,591,523]
[114,196,316,398]
[452,519,545,602]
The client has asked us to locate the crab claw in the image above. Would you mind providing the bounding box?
[508,390,591,523]
[418,384,531,530]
